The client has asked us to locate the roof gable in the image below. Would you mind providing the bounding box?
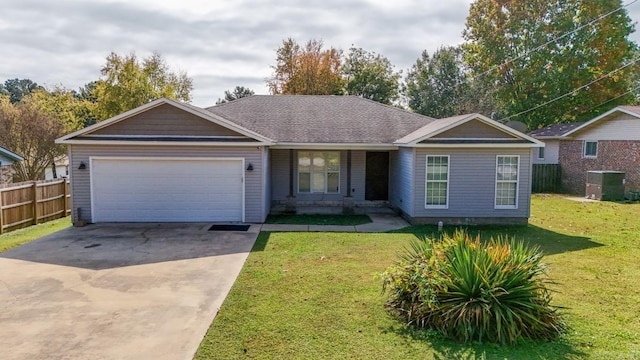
[57,98,273,144]
[431,119,517,139]
[88,103,246,137]
[563,106,640,139]
[395,114,543,147]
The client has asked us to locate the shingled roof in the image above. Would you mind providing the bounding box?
[528,122,583,138]
[206,95,436,143]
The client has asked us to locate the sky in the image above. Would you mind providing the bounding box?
[1,0,640,107]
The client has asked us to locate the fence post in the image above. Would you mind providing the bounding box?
[63,180,68,218]
[32,181,38,225]
[0,188,4,235]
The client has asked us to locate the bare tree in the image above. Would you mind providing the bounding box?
[0,96,64,181]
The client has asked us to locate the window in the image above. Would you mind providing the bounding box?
[495,156,519,209]
[425,156,449,208]
[584,141,597,158]
[537,147,545,160]
[298,152,340,193]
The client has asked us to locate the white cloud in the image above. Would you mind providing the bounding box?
[0,0,638,106]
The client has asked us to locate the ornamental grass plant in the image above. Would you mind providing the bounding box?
[381,230,566,345]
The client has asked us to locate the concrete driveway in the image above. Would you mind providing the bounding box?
[0,223,259,360]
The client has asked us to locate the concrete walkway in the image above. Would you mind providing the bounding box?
[260,213,410,232]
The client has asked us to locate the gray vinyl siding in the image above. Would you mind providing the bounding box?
[269,149,366,202]
[90,104,247,137]
[69,144,264,223]
[431,120,514,139]
[389,148,414,216]
[574,113,640,141]
[413,148,531,219]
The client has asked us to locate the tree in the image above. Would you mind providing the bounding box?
[27,87,89,132]
[0,94,64,181]
[216,86,255,104]
[463,0,638,128]
[343,47,400,104]
[0,78,42,104]
[267,38,344,95]
[92,52,193,121]
[406,46,494,118]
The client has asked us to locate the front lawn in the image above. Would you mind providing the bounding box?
[196,195,640,359]
[0,217,71,253]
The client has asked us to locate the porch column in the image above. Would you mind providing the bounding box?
[343,150,355,214]
[346,150,352,197]
[288,149,294,197]
[285,149,296,213]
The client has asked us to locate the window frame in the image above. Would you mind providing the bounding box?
[583,141,598,158]
[424,155,450,209]
[297,151,340,194]
[494,155,519,210]
[537,147,545,160]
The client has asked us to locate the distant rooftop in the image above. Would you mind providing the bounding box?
[528,122,583,138]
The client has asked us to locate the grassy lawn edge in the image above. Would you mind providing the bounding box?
[0,217,71,253]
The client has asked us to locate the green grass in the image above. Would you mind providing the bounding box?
[0,217,71,253]
[266,214,372,225]
[196,195,640,359]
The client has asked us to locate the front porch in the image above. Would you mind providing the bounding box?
[268,149,397,215]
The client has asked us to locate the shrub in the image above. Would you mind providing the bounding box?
[380,231,566,345]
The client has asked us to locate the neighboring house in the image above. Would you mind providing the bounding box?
[529,122,582,165]
[56,96,542,225]
[530,106,640,194]
[0,146,24,184]
[44,156,70,180]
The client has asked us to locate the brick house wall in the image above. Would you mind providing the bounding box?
[0,165,13,184]
[559,140,640,195]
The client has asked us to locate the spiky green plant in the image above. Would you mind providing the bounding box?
[381,231,566,345]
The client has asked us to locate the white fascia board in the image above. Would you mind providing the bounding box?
[399,113,544,146]
[530,136,564,140]
[399,143,540,148]
[562,107,640,137]
[56,98,274,144]
[59,140,272,147]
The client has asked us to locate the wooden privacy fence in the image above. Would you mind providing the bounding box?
[532,164,561,193]
[0,179,71,234]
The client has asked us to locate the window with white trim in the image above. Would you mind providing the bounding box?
[584,141,597,158]
[425,155,449,208]
[495,156,519,209]
[298,152,340,193]
[537,147,545,160]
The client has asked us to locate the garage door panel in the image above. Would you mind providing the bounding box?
[91,158,243,222]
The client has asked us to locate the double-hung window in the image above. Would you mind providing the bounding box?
[495,155,519,209]
[425,156,449,208]
[584,141,597,158]
[298,152,340,193]
[537,147,545,160]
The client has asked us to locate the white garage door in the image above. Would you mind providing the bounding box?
[91,158,244,222]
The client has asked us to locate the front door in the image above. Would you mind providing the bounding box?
[365,152,389,201]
